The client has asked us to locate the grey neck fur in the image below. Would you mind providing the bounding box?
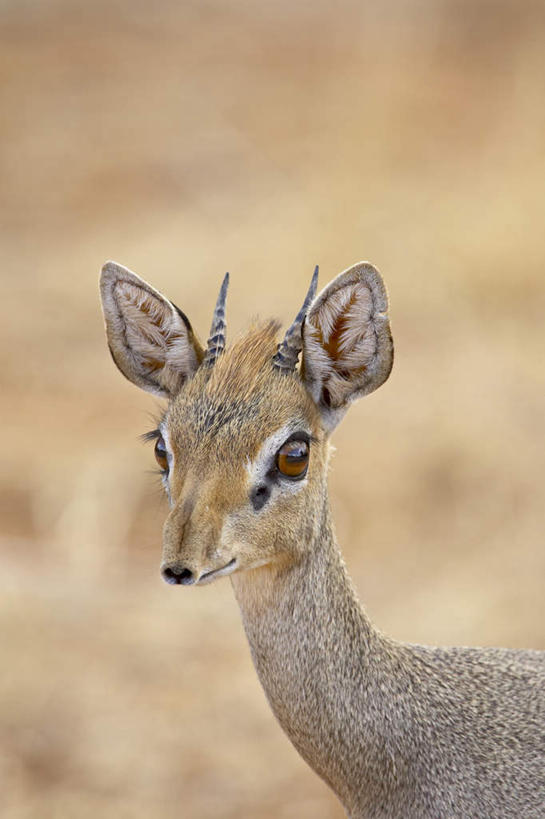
[231,499,545,819]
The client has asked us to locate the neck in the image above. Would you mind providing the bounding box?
[230,503,397,812]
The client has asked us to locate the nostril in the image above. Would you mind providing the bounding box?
[162,567,178,585]
[161,566,195,586]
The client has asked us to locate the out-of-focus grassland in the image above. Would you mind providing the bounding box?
[1,1,544,816]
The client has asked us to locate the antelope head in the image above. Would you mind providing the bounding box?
[100,261,393,585]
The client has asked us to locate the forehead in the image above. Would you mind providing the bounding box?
[165,323,319,464]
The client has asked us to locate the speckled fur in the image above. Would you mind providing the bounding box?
[100,260,545,819]
[232,532,545,818]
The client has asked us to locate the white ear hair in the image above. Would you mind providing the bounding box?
[302,262,393,430]
[100,261,203,398]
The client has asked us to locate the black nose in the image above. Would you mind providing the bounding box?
[161,566,195,586]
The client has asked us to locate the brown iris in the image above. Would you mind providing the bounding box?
[154,435,169,472]
[276,439,309,479]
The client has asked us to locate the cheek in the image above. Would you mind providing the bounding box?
[233,486,313,552]
[276,478,322,547]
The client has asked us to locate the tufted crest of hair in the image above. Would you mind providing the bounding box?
[302,262,393,428]
[206,320,282,398]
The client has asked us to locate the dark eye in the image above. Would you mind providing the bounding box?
[154,435,169,472]
[276,440,309,480]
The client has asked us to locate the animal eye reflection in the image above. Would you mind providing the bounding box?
[154,435,169,472]
[276,440,309,480]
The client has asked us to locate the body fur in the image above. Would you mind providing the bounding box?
[233,508,544,818]
[100,260,545,818]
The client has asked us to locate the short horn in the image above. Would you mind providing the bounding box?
[272,265,319,373]
[202,273,229,368]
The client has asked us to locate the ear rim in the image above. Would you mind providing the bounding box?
[99,260,204,399]
[301,261,394,430]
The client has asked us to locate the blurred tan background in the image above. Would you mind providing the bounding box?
[1,1,544,816]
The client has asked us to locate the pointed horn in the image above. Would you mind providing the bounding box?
[272,265,319,373]
[202,273,229,368]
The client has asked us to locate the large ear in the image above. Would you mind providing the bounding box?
[100,261,204,398]
[302,262,393,430]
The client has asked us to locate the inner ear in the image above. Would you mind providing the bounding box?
[100,261,204,398]
[302,262,393,426]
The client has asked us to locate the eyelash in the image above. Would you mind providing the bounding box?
[142,428,161,443]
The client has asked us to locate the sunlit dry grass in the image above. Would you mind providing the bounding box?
[1,1,544,816]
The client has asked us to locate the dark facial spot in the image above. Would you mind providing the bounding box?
[250,483,271,512]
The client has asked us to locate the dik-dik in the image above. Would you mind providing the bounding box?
[100,260,544,818]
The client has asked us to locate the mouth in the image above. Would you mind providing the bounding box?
[197,558,237,585]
